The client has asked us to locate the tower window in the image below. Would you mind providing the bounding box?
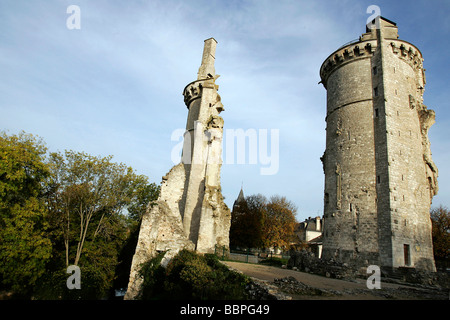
[377,175,381,184]
[375,108,379,118]
[374,87,379,97]
[373,66,378,75]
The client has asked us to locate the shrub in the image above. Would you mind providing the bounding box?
[138,251,167,300]
[259,257,288,267]
[139,249,249,300]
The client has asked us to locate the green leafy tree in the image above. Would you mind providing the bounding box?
[0,131,159,299]
[0,132,52,295]
[126,178,159,224]
[113,178,160,292]
[43,150,157,298]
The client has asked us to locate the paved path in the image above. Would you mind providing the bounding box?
[222,261,434,300]
[224,261,366,289]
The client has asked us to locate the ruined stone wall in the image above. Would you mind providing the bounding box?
[124,164,195,300]
[180,38,230,253]
[125,38,230,299]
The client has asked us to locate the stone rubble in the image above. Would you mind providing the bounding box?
[272,275,449,300]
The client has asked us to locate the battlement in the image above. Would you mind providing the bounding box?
[320,17,423,88]
[182,77,219,108]
[389,40,424,73]
[320,40,377,88]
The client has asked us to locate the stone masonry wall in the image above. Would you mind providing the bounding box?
[321,42,380,266]
[379,34,436,271]
[320,18,437,271]
[125,39,231,299]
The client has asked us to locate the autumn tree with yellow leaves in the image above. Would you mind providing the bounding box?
[230,194,298,251]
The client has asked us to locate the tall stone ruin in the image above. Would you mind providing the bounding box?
[125,38,231,300]
[319,17,437,272]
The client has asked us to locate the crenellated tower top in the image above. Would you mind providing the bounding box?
[319,17,424,90]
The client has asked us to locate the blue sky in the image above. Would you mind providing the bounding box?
[1,0,449,221]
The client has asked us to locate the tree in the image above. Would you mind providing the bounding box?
[44,150,157,298]
[0,132,52,295]
[113,178,160,292]
[230,193,298,251]
[431,205,450,270]
[0,131,160,298]
[126,176,160,225]
[230,194,265,249]
[262,196,297,250]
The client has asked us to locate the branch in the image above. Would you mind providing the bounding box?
[93,211,106,239]
[75,205,96,265]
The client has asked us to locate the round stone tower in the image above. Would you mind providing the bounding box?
[319,17,437,272]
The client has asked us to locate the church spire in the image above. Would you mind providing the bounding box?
[233,186,245,212]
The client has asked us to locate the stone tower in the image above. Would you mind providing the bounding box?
[125,38,230,299]
[319,17,437,272]
[180,38,230,253]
